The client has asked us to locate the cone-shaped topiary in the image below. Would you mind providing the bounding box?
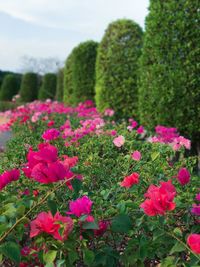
[71,40,98,105]
[138,0,200,143]
[55,68,64,102]
[38,73,57,100]
[19,72,39,102]
[95,19,143,117]
[63,53,74,105]
[0,74,21,101]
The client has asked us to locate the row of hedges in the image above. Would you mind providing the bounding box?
[63,1,199,145]
[0,72,59,103]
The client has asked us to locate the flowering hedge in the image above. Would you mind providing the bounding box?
[0,100,199,266]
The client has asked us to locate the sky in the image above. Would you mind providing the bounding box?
[0,0,149,72]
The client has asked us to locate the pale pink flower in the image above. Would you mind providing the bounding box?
[131,151,141,161]
[113,135,125,147]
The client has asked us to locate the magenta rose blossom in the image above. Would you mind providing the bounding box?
[42,128,60,141]
[177,168,190,185]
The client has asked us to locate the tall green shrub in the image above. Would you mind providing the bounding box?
[38,73,57,100]
[95,19,143,117]
[55,68,64,102]
[19,72,39,102]
[71,41,98,104]
[0,74,21,101]
[63,53,74,104]
[138,0,200,143]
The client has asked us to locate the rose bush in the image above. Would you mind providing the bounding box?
[0,100,199,266]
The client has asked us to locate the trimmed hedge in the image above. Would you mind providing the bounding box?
[19,72,39,102]
[38,73,57,100]
[138,0,200,143]
[71,41,98,104]
[95,19,143,117]
[55,68,64,102]
[63,53,74,105]
[0,74,21,101]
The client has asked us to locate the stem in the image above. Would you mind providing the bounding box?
[0,177,74,243]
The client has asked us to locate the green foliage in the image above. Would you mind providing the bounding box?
[63,53,74,104]
[55,68,64,101]
[0,74,21,101]
[38,73,57,100]
[20,72,39,102]
[138,0,200,142]
[95,19,143,117]
[64,41,98,105]
[71,40,98,105]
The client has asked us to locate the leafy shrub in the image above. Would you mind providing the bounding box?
[19,72,39,102]
[0,100,199,266]
[71,41,98,105]
[55,68,64,101]
[0,74,21,101]
[95,19,143,117]
[38,73,57,100]
[63,53,74,104]
[138,0,200,144]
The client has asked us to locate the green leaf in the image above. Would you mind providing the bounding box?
[170,242,185,254]
[43,250,57,264]
[47,200,57,216]
[82,221,99,230]
[111,214,132,233]
[83,249,95,266]
[71,179,82,193]
[151,152,160,161]
[68,250,78,264]
[0,241,21,264]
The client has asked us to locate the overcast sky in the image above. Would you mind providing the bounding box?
[0,0,149,72]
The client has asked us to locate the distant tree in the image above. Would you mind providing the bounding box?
[55,68,64,102]
[38,73,57,100]
[20,72,39,102]
[20,56,64,75]
[0,74,21,101]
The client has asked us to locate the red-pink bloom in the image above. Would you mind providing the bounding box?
[131,151,141,161]
[42,128,60,141]
[0,169,20,190]
[113,135,125,147]
[177,168,190,185]
[140,180,176,216]
[67,196,93,218]
[47,120,55,127]
[30,211,73,241]
[187,234,200,254]
[120,172,139,188]
[94,220,109,236]
[137,126,144,134]
[191,204,200,216]
[196,193,200,202]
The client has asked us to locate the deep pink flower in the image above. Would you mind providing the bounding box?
[191,204,200,216]
[131,151,141,161]
[137,126,144,134]
[187,234,200,254]
[140,180,176,216]
[67,196,93,218]
[120,172,139,188]
[196,193,200,202]
[94,220,109,236]
[113,135,125,147]
[30,211,73,241]
[0,169,20,190]
[42,128,60,141]
[177,168,190,185]
[47,120,55,127]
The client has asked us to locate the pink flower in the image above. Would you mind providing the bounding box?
[94,220,109,236]
[137,126,144,134]
[104,109,114,117]
[67,196,93,218]
[191,204,200,216]
[120,172,139,188]
[0,169,20,190]
[42,128,60,141]
[187,234,200,254]
[47,120,55,127]
[140,180,176,216]
[196,193,200,202]
[30,211,73,241]
[131,151,141,161]
[177,168,190,186]
[113,135,125,147]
